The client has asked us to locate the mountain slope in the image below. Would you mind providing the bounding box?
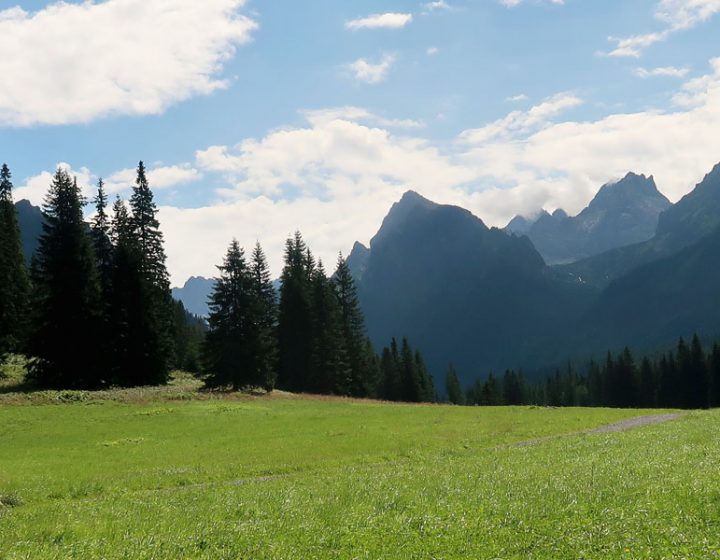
[356,191,591,382]
[171,276,216,317]
[509,173,670,264]
[574,224,720,353]
[15,200,44,263]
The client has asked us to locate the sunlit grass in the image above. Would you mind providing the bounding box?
[0,379,713,559]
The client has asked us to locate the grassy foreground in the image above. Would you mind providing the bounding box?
[0,374,717,559]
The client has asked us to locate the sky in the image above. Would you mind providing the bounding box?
[1,0,720,285]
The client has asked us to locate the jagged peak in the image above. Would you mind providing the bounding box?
[397,190,436,208]
[552,208,568,219]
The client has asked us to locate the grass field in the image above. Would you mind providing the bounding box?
[1,372,718,559]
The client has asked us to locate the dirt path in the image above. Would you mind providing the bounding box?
[509,412,686,448]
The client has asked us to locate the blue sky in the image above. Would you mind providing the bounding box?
[1,0,720,284]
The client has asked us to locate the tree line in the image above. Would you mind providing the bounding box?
[204,231,436,402]
[446,336,720,409]
[0,162,435,402]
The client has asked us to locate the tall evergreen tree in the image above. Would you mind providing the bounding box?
[125,162,173,384]
[108,197,165,386]
[333,254,375,397]
[686,334,709,409]
[308,261,350,394]
[246,242,278,390]
[400,337,422,402]
[202,240,251,389]
[446,363,465,404]
[277,232,314,391]
[0,164,30,355]
[28,169,102,388]
[379,340,401,401]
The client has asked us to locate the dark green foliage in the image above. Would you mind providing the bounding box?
[376,337,435,403]
[28,169,103,388]
[203,241,277,390]
[246,242,278,390]
[202,241,251,389]
[333,254,376,397]
[119,162,174,385]
[445,364,465,405]
[502,369,528,406]
[172,300,205,373]
[0,164,30,354]
[308,262,350,394]
[710,344,720,408]
[463,335,717,410]
[107,197,168,386]
[277,232,314,392]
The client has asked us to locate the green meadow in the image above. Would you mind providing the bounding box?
[0,373,718,559]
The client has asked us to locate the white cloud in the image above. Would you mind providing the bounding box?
[105,165,202,194]
[302,107,424,129]
[422,1,453,13]
[347,55,396,84]
[0,0,257,127]
[427,47,440,56]
[635,66,690,78]
[166,58,720,284]
[15,163,201,206]
[507,94,529,102]
[500,0,564,7]
[15,164,94,206]
[604,0,720,57]
[345,13,412,30]
[459,93,582,143]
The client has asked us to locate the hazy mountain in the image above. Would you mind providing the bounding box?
[560,162,720,289]
[346,241,370,281]
[171,276,215,317]
[355,191,591,383]
[570,223,720,355]
[15,199,44,263]
[508,173,670,264]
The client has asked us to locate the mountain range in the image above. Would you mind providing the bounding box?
[505,172,671,264]
[15,162,720,386]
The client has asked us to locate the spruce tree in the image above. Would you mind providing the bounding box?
[0,164,30,355]
[308,261,350,394]
[202,240,251,389]
[126,162,173,384]
[414,350,436,402]
[108,197,163,386]
[686,334,709,409]
[446,363,465,404]
[399,337,422,402]
[379,342,401,401]
[333,254,374,397]
[247,242,278,390]
[91,178,113,290]
[29,169,103,388]
[277,232,314,391]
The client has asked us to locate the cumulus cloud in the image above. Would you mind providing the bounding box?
[0,0,257,127]
[15,163,201,206]
[459,93,582,143]
[604,0,720,57]
[347,55,396,84]
[160,58,720,284]
[345,13,412,30]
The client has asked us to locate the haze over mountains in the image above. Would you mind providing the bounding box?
[16,162,720,385]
